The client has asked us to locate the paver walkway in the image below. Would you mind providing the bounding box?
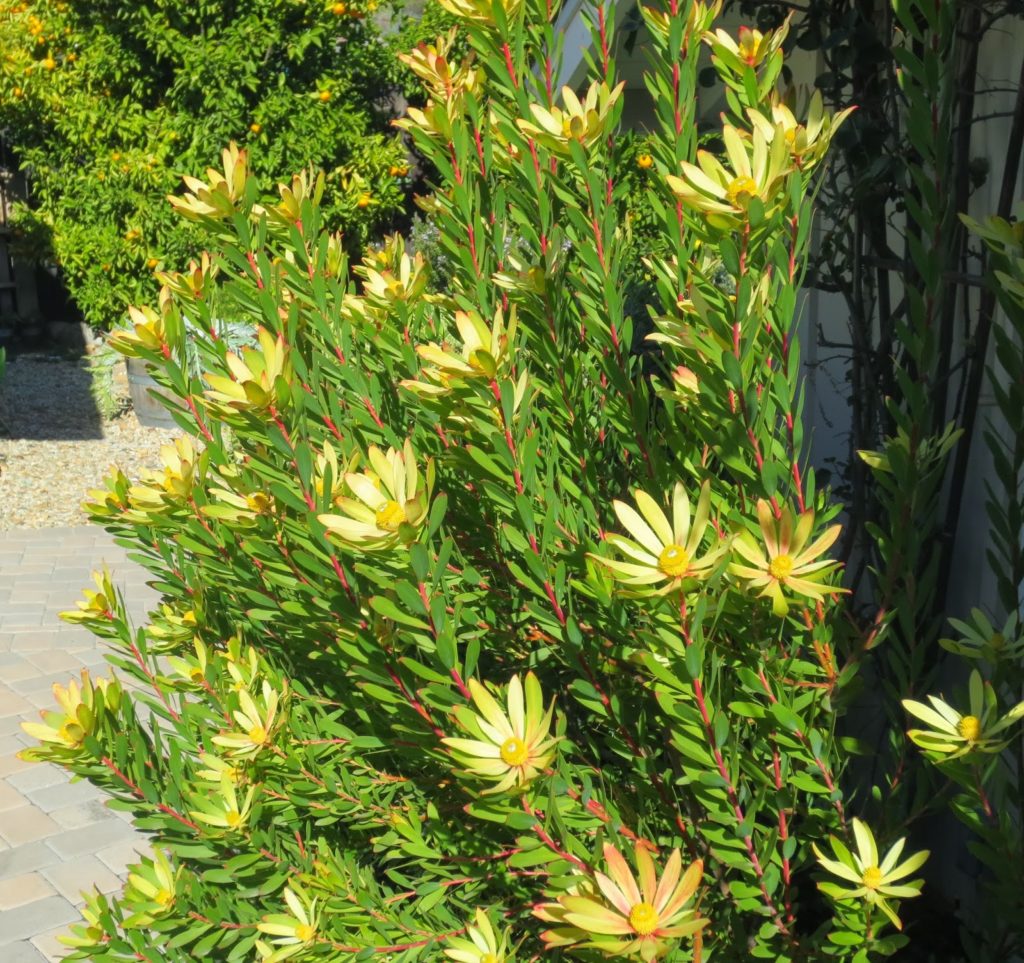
[0,527,153,961]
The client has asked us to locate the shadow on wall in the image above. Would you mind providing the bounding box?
[0,342,104,441]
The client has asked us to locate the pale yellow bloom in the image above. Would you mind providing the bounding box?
[189,774,256,833]
[746,92,855,171]
[518,81,624,154]
[535,843,706,961]
[729,500,843,617]
[443,672,558,794]
[814,819,928,931]
[903,669,1024,760]
[20,671,122,757]
[256,886,320,963]
[318,440,433,550]
[402,306,517,396]
[128,436,201,512]
[666,122,792,228]
[592,481,729,594]
[704,20,789,72]
[436,0,521,27]
[203,326,291,415]
[169,142,248,221]
[212,679,286,758]
[444,908,511,963]
[121,848,180,928]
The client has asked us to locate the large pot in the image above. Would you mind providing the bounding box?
[126,357,178,429]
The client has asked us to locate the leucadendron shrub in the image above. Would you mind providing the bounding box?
[22,1,988,960]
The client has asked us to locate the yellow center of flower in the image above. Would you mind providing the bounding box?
[861,866,883,890]
[295,923,316,942]
[628,901,659,936]
[375,499,406,532]
[481,955,500,963]
[155,888,174,907]
[768,554,794,581]
[189,666,205,682]
[499,736,529,767]
[726,175,759,208]
[246,492,270,513]
[658,544,691,578]
[957,714,982,742]
[225,808,242,827]
[248,724,267,745]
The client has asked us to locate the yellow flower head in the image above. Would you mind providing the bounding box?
[534,843,706,961]
[257,886,320,959]
[444,908,510,963]
[212,679,286,759]
[355,234,429,310]
[107,305,168,357]
[518,81,624,155]
[20,670,121,757]
[730,500,843,616]
[443,672,558,795]
[704,20,789,72]
[399,32,480,100]
[436,0,522,27]
[122,848,180,928]
[640,1,721,44]
[813,818,928,932]
[318,440,433,551]
[60,567,119,628]
[666,123,792,229]
[169,143,248,221]
[127,436,201,513]
[903,669,1024,760]
[402,305,517,397]
[189,773,256,834]
[203,326,291,415]
[592,480,728,594]
[746,91,855,171]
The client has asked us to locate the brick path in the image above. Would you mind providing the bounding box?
[0,528,153,961]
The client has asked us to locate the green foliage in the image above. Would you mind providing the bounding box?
[0,0,414,329]
[17,1,986,961]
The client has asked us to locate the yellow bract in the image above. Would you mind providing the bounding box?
[212,679,287,759]
[535,843,707,961]
[729,500,843,617]
[443,672,558,795]
[203,326,292,415]
[20,670,121,757]
[436,0,521,27]
[256,886,320,963]
[813,818,928,932]
[402,305,517,396]
[903,669,1024,760]
[518,81,624,155]
[318,440,433,550]
[666,122,792,228]
[444,908,511,963]
[169,142,248,221]
[121,848,180,929]
[355,234,429,311]
[592,480,729,595]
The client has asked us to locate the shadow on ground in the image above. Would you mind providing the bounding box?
[0,347,103,441]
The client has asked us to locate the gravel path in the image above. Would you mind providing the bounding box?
[1,354,181,530]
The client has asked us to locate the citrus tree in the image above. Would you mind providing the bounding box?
[0,0,414,328]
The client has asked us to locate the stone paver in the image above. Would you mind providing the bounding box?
[0,528,156,960]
